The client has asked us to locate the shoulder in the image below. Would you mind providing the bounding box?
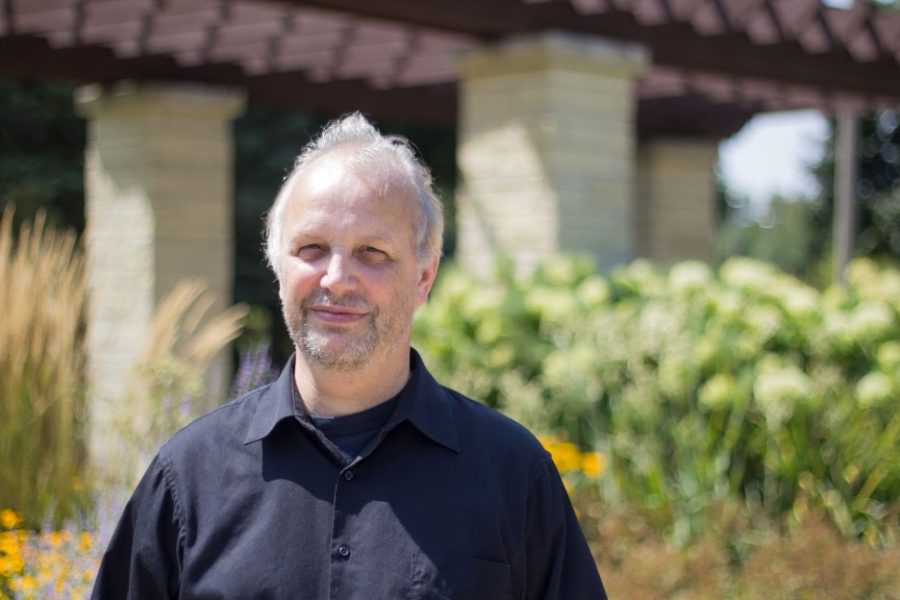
[440,384,552,474]
[157,383,270,461]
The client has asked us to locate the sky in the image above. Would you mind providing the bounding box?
[718,110,830,213]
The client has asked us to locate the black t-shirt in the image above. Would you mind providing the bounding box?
[307,393,400,463]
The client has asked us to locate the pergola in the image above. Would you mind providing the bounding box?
[3,1,900,126]
[2,0,899,462]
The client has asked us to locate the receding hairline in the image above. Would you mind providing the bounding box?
[265,113,444,276]
[269,146,432,258]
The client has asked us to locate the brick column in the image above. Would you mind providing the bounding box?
[635,139,719,263]
[76,83,244,472]
[456,34,647,273]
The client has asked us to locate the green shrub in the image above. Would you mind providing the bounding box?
[414,256,900,544]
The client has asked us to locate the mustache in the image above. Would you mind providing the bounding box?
[300,291,373,311]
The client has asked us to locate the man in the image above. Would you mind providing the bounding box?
[93,113,607,599]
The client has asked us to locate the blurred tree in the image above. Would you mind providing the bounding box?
[809,109,900,262]
[0,79,85,233]
[718,106,900,281]
[716,194,818,276]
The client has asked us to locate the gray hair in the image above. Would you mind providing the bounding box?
[264,112,444,277]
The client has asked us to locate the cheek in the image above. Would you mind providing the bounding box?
[279,265,320,301]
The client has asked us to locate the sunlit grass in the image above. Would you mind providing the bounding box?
[0,208,88,528]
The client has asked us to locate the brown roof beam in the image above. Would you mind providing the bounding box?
[277,0,564,37]
[244,73,457,124]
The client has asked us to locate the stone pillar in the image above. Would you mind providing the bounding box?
[635,139,719,263]
[456,34,647,273]
[76,82,244,473]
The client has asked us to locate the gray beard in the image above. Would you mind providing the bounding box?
[283,293,387,371]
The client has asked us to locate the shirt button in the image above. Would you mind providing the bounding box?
[343,470,354,481]
[337,545,351,558]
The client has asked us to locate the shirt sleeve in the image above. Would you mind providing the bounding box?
[91,454,183,600]
[524,458,608,600]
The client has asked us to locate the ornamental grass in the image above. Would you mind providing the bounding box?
[105,280,248,490]
[0,208,88,528]
[1,205,247,525]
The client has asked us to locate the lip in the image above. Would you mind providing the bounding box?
[308,305,369,324]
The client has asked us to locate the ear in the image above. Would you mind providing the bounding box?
[414,254,441,307]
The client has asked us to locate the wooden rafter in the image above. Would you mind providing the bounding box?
[1,0,899,130]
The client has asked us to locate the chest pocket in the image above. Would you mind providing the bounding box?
[409,553,513,600]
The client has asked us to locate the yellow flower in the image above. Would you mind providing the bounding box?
[551,442,582,474]
[20,575,37,592]
[38,566,53,584]
[1,555,19,577]
[540,435,601,476]
[581,452,606,479]
[1,531,20,554]
[79,531,93,552]
[0,509,22,530]
[48,530,70,548]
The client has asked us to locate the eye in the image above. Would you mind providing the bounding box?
[295,244,327,260]
[359,246,390,264]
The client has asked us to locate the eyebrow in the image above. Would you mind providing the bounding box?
[285,229,398,247]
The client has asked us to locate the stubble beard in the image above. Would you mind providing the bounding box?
[283,291,408,371]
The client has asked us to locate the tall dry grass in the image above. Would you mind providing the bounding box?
[1,206,248,523]
[111,280,248,486]
[0,207,88,527]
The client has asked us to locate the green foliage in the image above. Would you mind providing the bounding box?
[414,256,900,544]
[0,80,85,235]
[716,195,819,276]
[810,109,900,261]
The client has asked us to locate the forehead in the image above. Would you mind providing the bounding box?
[282,153,419,241]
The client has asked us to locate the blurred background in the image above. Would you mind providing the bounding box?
[1,0,899,598]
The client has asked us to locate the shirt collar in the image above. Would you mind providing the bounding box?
[389,349,460,453]
[243,349,460,453]
[243,354,300,445]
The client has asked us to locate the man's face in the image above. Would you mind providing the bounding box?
[276,152,438,371]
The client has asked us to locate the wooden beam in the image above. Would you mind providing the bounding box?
[280,0,900,97]
[244,75,457,124]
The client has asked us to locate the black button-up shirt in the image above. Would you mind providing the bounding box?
[92,350,607,599]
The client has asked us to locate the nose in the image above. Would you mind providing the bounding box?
[319,252,356,294]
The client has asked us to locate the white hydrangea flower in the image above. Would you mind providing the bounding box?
[877,341,900,374]
[856,372,894,408]
[753,360,811,428]
[720,257,776,291]
[744,305,782,345]
[848,301,895,341]
[669,261,712,294]
[699,373,737,411]
[823,311,854,350]
[779,284,820,321]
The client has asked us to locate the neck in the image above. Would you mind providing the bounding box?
[293,347,411,417]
